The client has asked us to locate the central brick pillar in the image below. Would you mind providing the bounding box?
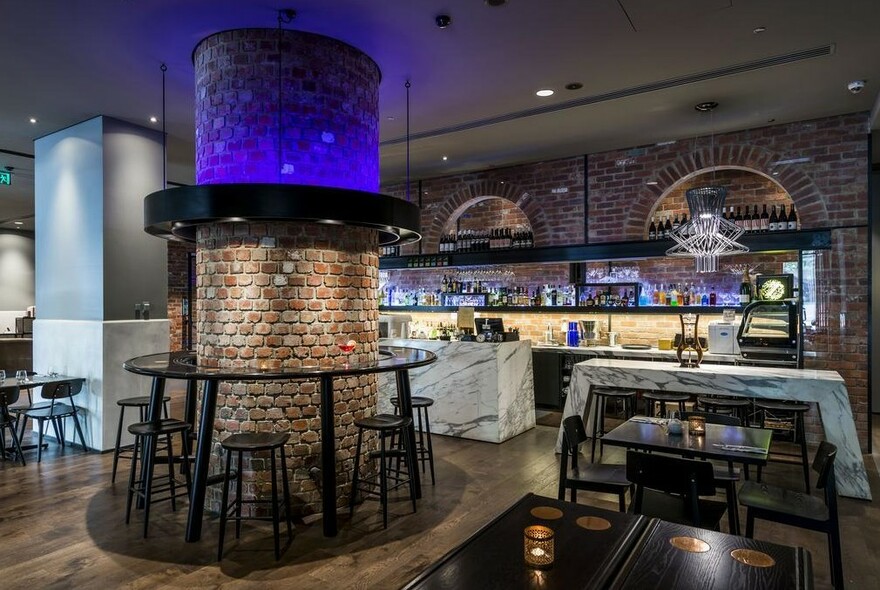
[191,29,382,515]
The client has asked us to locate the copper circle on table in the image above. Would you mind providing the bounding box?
[669,536,711,553]
[730,548,776,568]
[576,516,612,531]
[530,506,564,520]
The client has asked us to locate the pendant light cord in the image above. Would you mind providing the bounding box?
[405,80,411,202]
[160,63,167,189]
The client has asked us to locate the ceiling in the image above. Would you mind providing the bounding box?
[2,0,879,233]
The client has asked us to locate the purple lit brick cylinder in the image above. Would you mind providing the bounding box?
[193,28,381,192]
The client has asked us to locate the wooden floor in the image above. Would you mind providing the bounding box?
[1,419,878,589]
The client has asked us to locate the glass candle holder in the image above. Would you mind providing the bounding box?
[688,415,706,435]
[524,525,554,569]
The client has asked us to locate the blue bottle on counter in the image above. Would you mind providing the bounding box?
[566,321,580,347]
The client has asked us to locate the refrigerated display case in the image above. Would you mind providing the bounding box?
[737,299,800,366]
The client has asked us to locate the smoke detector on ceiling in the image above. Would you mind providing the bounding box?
[847,80,866,94]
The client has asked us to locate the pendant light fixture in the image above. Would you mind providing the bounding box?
[665,102,748,272]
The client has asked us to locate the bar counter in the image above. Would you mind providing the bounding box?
[379,338,535,443]
[557,358,870,500]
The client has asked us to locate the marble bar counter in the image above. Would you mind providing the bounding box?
[557,358,870,500]
[532,343,739,363]
[379,338,535,443]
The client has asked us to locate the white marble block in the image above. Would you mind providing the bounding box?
[379,338,536,443]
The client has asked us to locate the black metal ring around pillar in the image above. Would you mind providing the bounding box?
[143,184,421,245]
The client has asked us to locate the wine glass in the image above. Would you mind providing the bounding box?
[16,370,28,382]
[0,370,6,382]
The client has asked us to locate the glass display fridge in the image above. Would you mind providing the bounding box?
[736,299,800,367]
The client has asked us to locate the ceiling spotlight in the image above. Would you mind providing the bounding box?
[386,116,395,121]
[28,117,37,124]
[646,181,659,186]
[14,221,23,225]
[149,116,158,123]
[565,82,583,91]
[752,26,766,34]
[847,80,866,94]
[442,156,448,161]
[435,14,452,28]
[536,89,554,97]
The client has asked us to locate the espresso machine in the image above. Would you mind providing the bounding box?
[579,320,601,346]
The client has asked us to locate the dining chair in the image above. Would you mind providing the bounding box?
[626,450,727,530]
[739,441,843,589]
[558,415,633,511]
[14,379,88,462]
[0,385,27,465]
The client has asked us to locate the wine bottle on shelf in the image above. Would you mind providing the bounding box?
[778,205,788,230]
[664,216,672,238]
[709,286,717,306]
[769,205,779,231]
[648,217,657,240]
[787,205,798,230]
[681,213,689,236]
[672,213,680,231]
[740,270,752,305]
[743,207,753,232]
[760,204,769,232]
[735,206,743,229]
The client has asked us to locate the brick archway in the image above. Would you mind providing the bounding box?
[423,180,551,251]
[621,146,828,240]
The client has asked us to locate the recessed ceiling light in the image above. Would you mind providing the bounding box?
[753,26,766,34]
[13,221,23,225]
[387,116,395,121]
[149,116,158,123]
[28,117,37,124]
[694,101,718,112]
[646,181,659,186]
[565,82,583,91]
[536,89,555,97]
[442,156,448,161]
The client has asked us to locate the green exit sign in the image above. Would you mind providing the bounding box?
[0,171,10,185]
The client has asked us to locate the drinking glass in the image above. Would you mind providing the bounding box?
[337,336,357,354]
[16,370,28,382]
[0,370,6,382]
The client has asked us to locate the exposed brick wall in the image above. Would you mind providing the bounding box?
[380,112,871,449]
[193,28,380,192]
[451,197,532,234]
[197,222,379,515]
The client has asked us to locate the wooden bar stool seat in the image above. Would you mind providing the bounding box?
[754,400,812,493]
[218,432,293,561]
[112,395,170,483]
[641,392,690,418]
[125,418,192,538]
[390,395,436,484]
[350,414,417,528]
[590,387,637,462]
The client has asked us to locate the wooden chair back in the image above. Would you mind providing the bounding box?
[41,379,84,401]
[812,441,838,508]
[0,385,21,420]
[626,450,717,527]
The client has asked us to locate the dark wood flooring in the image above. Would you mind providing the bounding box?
[1,415,878,589]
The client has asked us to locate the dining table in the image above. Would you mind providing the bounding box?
[404,493,812,589]
[123,346,436,541]
[600,417,772,535]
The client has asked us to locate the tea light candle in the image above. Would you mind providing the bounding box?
[524,525,554,569]
[689,415,706,435]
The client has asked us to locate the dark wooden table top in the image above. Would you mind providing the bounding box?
[405,494,812,590]
[600,419,772,465]
[609,519,813,590]
[1,374,83,390]
[404,493,650,590]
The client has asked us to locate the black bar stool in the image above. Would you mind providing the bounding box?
[125,418,192,538]
[696,395,751,426]
[218,432,293,561]
[112,395,170,483]
[641,391,691,418]
[590,387,636,462]
[390,396,436,484]
[754,400,812,492]
[350,414,417,528]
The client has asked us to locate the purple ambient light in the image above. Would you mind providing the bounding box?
[193,29,381,192]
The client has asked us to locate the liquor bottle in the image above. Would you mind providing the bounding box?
[769,205,779,231]
[709,286,717,306]
[658,284,667,305]
[652,284,660,305]
[739,270,752,305]
[787,205,797,230]
[669,284,678,307]
[648,217,657,240]
[441,275,448,293]
[664,216,672,238]
[735,206,743,229]
[760,204,769,232]
[778,205,788,230]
